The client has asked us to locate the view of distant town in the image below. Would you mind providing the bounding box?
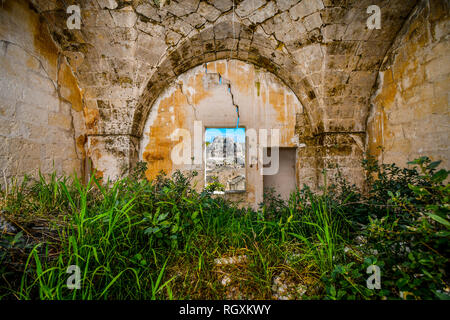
[205,128,245,192]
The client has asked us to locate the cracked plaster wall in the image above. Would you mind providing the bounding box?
[0,0,84,181]
[367,0,450,170]
[140,59,303,207]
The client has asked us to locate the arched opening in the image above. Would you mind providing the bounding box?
[131,22,321,139]
[139,59,306,208]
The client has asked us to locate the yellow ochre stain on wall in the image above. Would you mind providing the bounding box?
[84,107,100,132]
[143,85,189,181]
[58,61,84,112]
[6,0,84,114]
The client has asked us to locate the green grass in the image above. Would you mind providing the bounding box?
[0,170,325,299]
[0,157,448,300]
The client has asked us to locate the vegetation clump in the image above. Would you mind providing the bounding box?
[0,157,448,300]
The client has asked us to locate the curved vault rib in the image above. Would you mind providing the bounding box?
[131,22,321,139]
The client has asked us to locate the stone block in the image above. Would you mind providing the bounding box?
[209,0,233,12]
[425,57,450,81]
[136,3,160,21]
[198,2,221,22]
[48,112,73,130]
[16,103,48,125]
[303,12,322,31]
[97,0,118,10]
[0,98,16,119]
[111,7,137,28]
[236,0,267,17]
[276,0,299,11]
[248,1,278,24]
[289,0,324,20]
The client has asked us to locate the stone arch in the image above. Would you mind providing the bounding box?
[138,58,307,208]
[131,21,321,139]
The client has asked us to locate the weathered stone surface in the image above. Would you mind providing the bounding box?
[248,1,278,24]
[236,0,267,17]
[165,30,183,46]
[367,0,450,170]
[136,33,167,66]
[97,0,118,10]
[0,0,82,181]
[136,3,161,22]
[198,1,222,21]
[111,6,137,28]
[165,0,199,16]
[183,12,207,28]
[289,0,324,20]
[276,0,299,11]
[303,11,322,31]
[273,12,306,43]
[1,0,448,198]
[209,0,234,12]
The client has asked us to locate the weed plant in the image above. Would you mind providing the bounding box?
[0,157,448,300]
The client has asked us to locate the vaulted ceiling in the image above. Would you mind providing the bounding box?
[29,0,419,137]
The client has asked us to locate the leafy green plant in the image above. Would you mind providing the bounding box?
[331,156,450,300]
[323,257,386,300]
[0,156,448,300]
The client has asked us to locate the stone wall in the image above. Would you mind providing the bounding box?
[0,0,84,182]
[367,0,450,169]
[20,0,418,184]
[0,0,448,194]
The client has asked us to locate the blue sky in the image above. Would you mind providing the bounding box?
[205,128,246,143]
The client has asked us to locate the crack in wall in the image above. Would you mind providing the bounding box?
[203,66,241,128]
[0,40,58,92]
[175,66,242,127]
[177,81,198,120]
[56,54,83,166]
[226,81,240,128]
